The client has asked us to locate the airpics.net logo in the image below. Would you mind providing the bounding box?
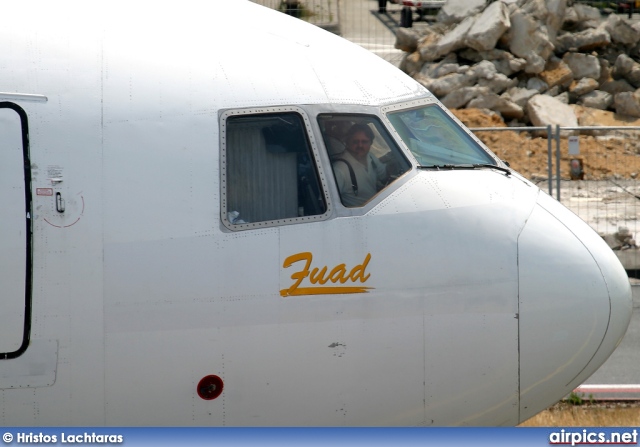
[549,429,638,446]
[3,432,123,444]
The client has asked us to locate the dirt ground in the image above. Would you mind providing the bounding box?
[519,401,640,427]
[451,108,640,181]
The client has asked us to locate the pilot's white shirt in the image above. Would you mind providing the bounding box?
[332,150,386,207]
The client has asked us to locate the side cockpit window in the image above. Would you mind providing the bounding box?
[318,115,411,208]
[222,111,327,229]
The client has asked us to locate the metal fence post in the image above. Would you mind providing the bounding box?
[555,125,561,202]
[547,124,552,197]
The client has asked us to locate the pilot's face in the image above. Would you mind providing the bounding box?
[346,131,372,163]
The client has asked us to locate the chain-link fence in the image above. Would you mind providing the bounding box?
[471,125,640,275]
[250,0,413,67]
[251,0,340,32]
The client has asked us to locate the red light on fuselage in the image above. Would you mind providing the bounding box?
[197,375,224,400]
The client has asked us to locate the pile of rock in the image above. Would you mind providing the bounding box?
[396,0,640,127]
[604,226,638,250]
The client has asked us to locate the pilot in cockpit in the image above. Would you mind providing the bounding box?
[331,123,388,208]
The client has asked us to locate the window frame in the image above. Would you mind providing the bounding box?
[220,106,332,231]
[381,98,500,168]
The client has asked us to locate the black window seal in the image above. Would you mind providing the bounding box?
[0,102,33,360]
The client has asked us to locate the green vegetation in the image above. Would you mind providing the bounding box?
[567,391,585,405]
[566,391,595,406]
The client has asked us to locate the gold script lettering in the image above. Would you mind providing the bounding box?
[280,252,373,297]
[310,266,329,285]
[328,264,347,284]
[349,253,371,282]
[282,252,313,293]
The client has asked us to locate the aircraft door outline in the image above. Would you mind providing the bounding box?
[0,102,33,359]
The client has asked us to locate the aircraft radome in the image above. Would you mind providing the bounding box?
[0,0,632,426]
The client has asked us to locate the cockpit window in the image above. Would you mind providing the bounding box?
[222,111,327,229]
[387,105,496,167]
[318,114,411,208]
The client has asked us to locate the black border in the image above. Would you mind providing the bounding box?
[0,102,33,359]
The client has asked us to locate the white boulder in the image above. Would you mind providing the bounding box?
[441,86,492,109]
[436,0,487,25]
[526,94,578,127]
[555,27,610,53]
[465,1,511,52]
[467,93,524,119]
[562,53,601,80]
[578,90,613,110]
[506,9,554,73]
[570,77,600,96]
[605,14,640,46]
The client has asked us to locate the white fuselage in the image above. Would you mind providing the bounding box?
[0,0,632,426]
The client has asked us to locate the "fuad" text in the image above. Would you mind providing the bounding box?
[280,252,373,297]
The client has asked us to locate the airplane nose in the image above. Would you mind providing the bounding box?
[518,191,632,422]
